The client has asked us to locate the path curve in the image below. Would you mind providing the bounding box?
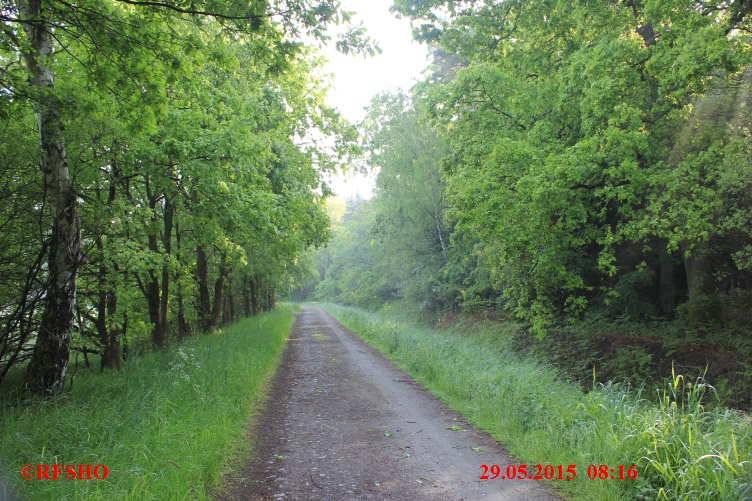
[221,306,564,500]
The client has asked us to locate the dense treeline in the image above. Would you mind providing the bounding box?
[309,0,752,338]
[0,0,372,393]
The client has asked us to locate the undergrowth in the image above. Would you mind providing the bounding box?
[0,306,296,501]
[318,302,752,501]
[515,316,752,411]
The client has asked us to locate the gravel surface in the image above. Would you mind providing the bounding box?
[219,306,564,501]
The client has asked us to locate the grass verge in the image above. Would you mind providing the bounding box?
[0,305,297,501]
[317,302,752,501]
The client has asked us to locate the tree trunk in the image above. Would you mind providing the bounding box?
[263,283,274,311]
[177,289,187,340]
[143,177,172,348]
[432,211,448,263]
[93,235,120,371]
[158,196,173,346]
[683,248,723,325]
[102,292,121,370]
[144,175,162,346]
[228,278,235,323]
[94,280,108,369]
[175,222,187,340]
[145,268,162,346]
[100,166,122,370]
[242,277,251,317]
[658,249,676,316]
[211,266,227,330]
[20,1,81,393]
[222,275,233,326]
[250,275,259,316]
[196,245,211,331]
[122,322,129,363]
[222,280,229,326]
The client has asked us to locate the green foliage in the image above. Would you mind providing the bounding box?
[386,0,752,331]
[1,1,361,381]
[0,101,45,379]
[308,91,496,312]
[0,307,295,500]
[606,268,659,320]
[364,92,454,308]
[312,197,399,309]
[306,2,752,338]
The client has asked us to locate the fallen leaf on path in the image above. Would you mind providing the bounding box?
[470,447,484,452]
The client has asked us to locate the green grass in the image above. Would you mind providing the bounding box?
[317,302,752,501]
[0,306,297,501]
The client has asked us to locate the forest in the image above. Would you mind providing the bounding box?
[306,0,752,409]
[0,0,378,393]
[3,0,752,500]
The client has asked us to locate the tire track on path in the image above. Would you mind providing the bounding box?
[220,306,564,500]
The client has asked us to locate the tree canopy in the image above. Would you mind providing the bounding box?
[0,0,371,392]
[309,0,752,338]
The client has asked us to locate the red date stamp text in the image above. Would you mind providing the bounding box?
[479,464,638,481]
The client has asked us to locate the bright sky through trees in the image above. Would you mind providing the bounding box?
[320,0,429,198]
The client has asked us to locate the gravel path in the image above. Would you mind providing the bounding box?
[220,306,564,501]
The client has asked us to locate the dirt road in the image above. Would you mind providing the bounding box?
[221,306,564,501]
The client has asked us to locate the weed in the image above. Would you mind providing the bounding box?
[320,303,752,501]
[0,307,296,501]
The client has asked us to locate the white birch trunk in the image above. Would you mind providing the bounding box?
[18,0,81,393]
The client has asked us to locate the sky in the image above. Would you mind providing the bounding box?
[316,0,430,199]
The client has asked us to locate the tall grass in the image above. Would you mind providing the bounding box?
[0,306,296,501]
[319,303,752,501]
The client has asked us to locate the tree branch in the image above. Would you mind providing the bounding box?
[112,0,290,22]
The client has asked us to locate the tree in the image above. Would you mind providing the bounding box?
[1,0,373,393]
[363,91,455,309]
[391,0,752,332]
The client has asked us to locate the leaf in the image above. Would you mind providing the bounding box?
[447,425,463,431]
[384,431,394,437]
[470,447,484,452]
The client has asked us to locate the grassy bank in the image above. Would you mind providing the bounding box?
[318,302,752,501]
[0,306,296,501]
